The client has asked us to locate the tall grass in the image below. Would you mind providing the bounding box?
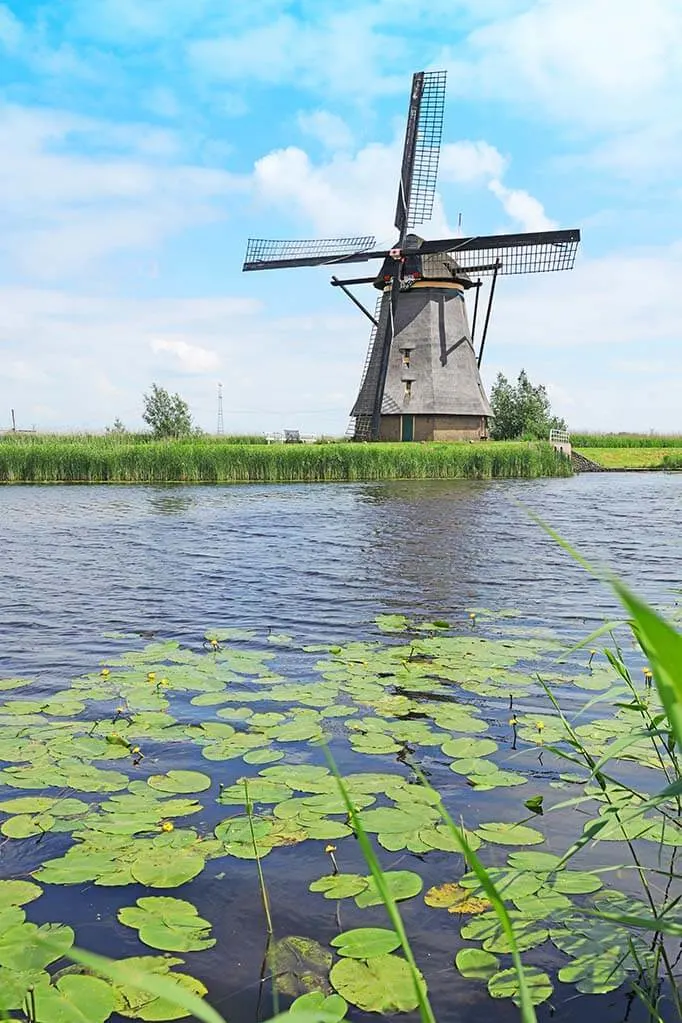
[0,439,571,483]
[572,433,682,448]
[661,452,682,469]
[0,432,267,445]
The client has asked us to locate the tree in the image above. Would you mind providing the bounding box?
[489,369,566,440]
[106,417,126,435]
[142,384,194,439]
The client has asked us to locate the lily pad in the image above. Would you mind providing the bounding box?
[455,948,500,981]
[309,875,368,900]
[330,955,425,1013]
[33,974,116,1023]
[441,737,498,758]
[288,992,347,1021]
[488,966,553,1006]
[355,871,423,908]
[131,852,205,889]
[118,897,215,952]
[147,772,211,795]
[474,822,545,846]
[330,928,401,959]
[270,936,332,997]
[424,883,490,915]
[111,956,208,1021]
[0,879,43,908]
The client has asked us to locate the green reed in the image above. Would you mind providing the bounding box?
[572,433,682,448]
[0,439,571,483]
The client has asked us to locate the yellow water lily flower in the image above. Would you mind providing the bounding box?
[509,717,518,727]
[161,821,174,832]
[100,668,110,677]
[536,721,545,731]
[325,845,336,854]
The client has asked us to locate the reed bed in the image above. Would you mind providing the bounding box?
[571,432,682,447]
[0,439,571,483]
[661,452,682,469]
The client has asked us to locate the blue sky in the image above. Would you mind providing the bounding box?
[1,0,681,434]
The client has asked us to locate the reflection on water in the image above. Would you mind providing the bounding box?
[1,474,681,1023]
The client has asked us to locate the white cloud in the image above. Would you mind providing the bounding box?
[0,284,362,432]
[251,135,554,241]
[151,338,221,373]
[439,141,507,184]
[297,110,354,152]
[482,242,682,350]
[0,3,22,49]
[488,179,557,232]
[440,0,682,131]
[0,104,245,279]
[188,11,407,98]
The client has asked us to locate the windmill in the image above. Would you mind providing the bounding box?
[243,70,580,442]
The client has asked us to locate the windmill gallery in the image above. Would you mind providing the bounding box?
[243,71,580,443]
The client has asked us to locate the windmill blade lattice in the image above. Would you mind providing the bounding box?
[243,236,376,271]
[428,229,581,275]
[407,70,447,229]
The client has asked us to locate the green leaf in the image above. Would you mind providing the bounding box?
[118,898,215,953]
[330,955,425,1013]
[309,875,368,900]
[131,852,205,889]
[354,871,423,908]
[441,737,498,758]
[0,880,42,908]
[49,947,218,1023]
[32,974,116,1023]
[269,936,332,998]
[2,813,55,838]
[375,615,409,634]
[288,992,347,1022]
[330,929,401,959]
[455,948,500,981]
[0,923,74,972]
[609,581,682,749]
[0,796,57,814]
[507,851,561,871]
[147,771,211,794]
[488,967,553,1006]
[474,822,545,846]
[461,913,549,954]
[558,951,627,993]
[512,892,571,918]
[523,796,544,815]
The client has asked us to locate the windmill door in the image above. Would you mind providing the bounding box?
[401,415,414,442]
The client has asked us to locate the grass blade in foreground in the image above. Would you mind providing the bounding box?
[323,748,436,1023]
[37,941,226,1023]
[412,767,539,1023]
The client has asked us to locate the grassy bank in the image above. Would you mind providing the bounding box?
[576,446,682,468]
[572,432,682,447]
[0,437,571,482]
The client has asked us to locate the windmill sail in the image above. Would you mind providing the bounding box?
[243,236,376,271]
[394,71,447,236]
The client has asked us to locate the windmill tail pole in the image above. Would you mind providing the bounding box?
[477,263,499,369]
[330,276,378,326]
[470,280,482,346]
[370,276,400,440]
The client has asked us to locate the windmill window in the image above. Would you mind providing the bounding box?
[401,349,411,366]
[404,380,412,398]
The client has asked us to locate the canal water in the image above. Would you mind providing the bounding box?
[1,474,680,1023]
